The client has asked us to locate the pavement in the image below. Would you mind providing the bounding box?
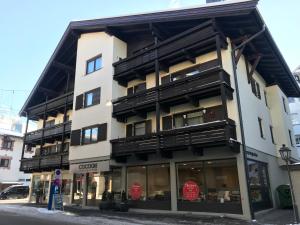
[0,199,296,225]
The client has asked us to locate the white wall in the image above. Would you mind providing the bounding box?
[70,32,127,161]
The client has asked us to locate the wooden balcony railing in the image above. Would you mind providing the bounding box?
[27,92,73,120]
[113,20,227,83]
[25,121,71,144]
[111,119,237,157]
[112,65,231,118]
[20,152,69,173]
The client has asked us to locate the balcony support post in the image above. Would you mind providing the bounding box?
[154,36,161,135]
[40,96,48,158]
[20,113,29,172]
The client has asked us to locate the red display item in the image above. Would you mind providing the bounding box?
[130,182,142,200]
[182,181,200,201]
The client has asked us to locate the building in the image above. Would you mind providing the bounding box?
[0,128,32,191]
[19,0,299,220]
[289,66,300,155]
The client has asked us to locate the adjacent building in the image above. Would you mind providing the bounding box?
[19,0,299,220]
[0,128,32,191]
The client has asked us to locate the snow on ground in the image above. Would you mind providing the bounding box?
[0,204,180,225]
[0,198,29,204]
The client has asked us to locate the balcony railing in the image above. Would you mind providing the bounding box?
[20,152,69,173]
[111,119,237,157]
[25,121,72,144]
[27,92,74,120]
[112,65,231,118]
[113,20,227,83]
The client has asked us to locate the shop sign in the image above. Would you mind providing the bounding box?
[130,182,142,200]
[182,180,200,201]
[70,161,110,173]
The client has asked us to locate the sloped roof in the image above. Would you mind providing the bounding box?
[20,0,300,116]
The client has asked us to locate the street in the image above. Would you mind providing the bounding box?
[0,211,80,225]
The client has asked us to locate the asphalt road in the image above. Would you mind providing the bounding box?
[0,211,80,225]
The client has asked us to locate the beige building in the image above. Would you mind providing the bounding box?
[19,0,299,220]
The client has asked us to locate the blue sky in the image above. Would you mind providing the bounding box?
[0,0,299,115]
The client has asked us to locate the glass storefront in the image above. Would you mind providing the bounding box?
[30,174,51,204]
[127,164,171,210]
[177,159,242,214]
[248,160,272,211]
[73,174,84,205]
[86,173,107,206]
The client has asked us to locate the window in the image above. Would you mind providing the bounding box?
[0,158,10,168]
[289,129,293,146]
[269,126,275,144]
[86,55,102,74]
[45,120,55,128]
[82,126,98,145]
[1,137,14,150]
[295,135,300,146]
[127,83,146,96]
[84,88,101,108]
[282,97,287,113]
[134,122,146,136]
[251,78,261,99]
[264,91,268,107]
[127,164,170,206]
[258,117,264,138]
[174,110,204,128]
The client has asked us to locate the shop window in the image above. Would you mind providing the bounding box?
[86,55,102,74]
[147,165,170,201]
[73,174,83,204]
[127,166,146,201]
[61,179,71,195]
[248,160,272,211]
[112,168,122,193]
[87,173,107,206]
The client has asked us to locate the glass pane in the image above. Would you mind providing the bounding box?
[91,127,98,142]
[85,92,94,107]
[186,111,203,126]
[248,161,260,186]
[204,159,240,203]
[87,60,95,74]
[95,57,102,70]
[127,166,146,201]
[174,115,184,128]
[186,70,199,76]
[87,173,106,206]
[73,174,83,204]
[135,122,146,136]
[147,164,170,201]
[177,162,205,202]
[84,129,91,144]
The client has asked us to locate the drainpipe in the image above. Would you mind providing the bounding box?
[230,25,266,220]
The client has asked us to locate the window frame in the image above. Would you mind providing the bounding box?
[173,108,204,128]
[1,138,14,150]
[269,126,275,144]
[83,88,101,108]
[86,54,103,75]
[288,129,294,147]
[81,125,99,145]
[134,121,147,136]
[0,158,10,168]
[258,117,264,139]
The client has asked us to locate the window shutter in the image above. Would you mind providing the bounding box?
[256,82,261,99]
[162,116,173,130]
[92,87,101,105]
[70,129,81,146]
[145,120,152,134]
[161,75,170,85]
[75,94,83,110]
[98,123,107,141]
[127,87,134,96]
[250,78,256,96]
[126,124,133,137]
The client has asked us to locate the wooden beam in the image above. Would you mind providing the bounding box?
[52,61,75,73]
[235,45,245,64]
[248,54,262,81]
[149,23,169,41]
[181,49,196,64]
[38,87,59,97]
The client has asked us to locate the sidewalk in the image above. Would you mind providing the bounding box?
[3,202,295,225]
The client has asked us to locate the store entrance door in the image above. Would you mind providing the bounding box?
[72,174,84,205]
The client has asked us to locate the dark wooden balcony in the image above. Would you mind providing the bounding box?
[24,121,71,145]
[113,20,227,84]
[20,152,69,173]
[112,65,232,119]
[27,92,73,120]
[111,119,238,158]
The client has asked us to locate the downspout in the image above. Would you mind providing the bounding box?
[230,25,266,220]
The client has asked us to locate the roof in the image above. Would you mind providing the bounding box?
[0,128,23,138]
[19,0,300,116]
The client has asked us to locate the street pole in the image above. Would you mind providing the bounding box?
[286,160,300,224]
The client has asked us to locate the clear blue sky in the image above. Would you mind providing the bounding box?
[0,0,299,115]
